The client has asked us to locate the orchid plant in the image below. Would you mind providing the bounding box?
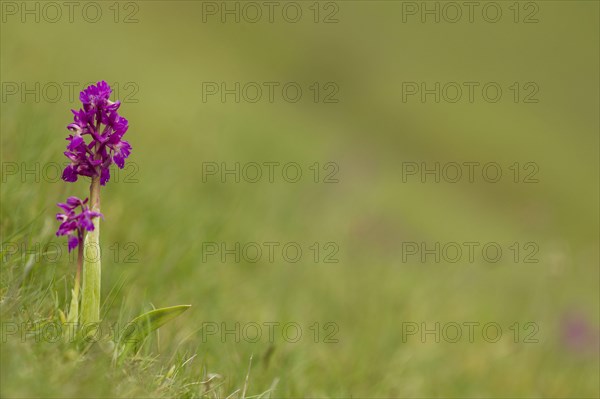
[56,81,189,354]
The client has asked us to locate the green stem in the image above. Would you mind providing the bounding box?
[80,175,101,335]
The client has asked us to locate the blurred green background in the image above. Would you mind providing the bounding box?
[1,1,599,397]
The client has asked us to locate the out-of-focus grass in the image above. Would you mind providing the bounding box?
[1,2,599,398]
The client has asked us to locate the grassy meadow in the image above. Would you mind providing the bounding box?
[1,1,599,397]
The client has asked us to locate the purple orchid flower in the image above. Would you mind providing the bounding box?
[62,81,132,186]
[56,196,103,252]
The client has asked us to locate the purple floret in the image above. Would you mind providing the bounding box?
[62,81,132,186]
[55,196,103,252]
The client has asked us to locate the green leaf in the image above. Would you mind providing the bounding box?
[119,305,191,356]
[64,288,79,342]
